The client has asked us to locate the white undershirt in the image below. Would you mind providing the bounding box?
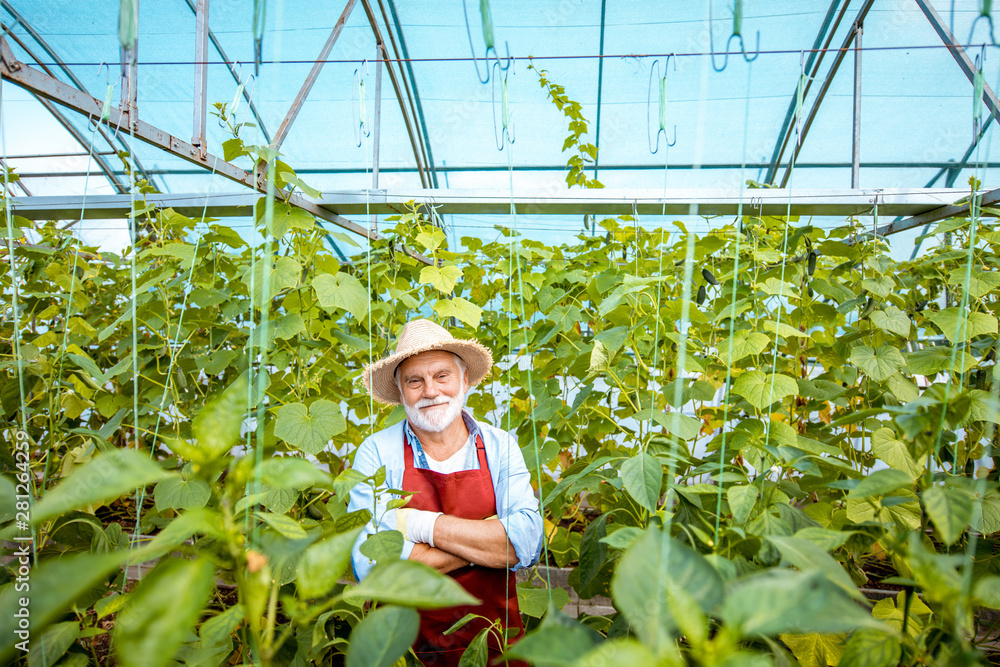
[424,436,474,474]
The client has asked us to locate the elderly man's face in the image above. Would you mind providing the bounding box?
[396,350,467,432]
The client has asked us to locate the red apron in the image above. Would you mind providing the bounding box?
[402,431,525,667]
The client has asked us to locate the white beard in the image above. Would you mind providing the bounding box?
[404,392,465,433]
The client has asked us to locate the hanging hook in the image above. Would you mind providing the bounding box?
[88,62,119,131]
[236,74,257,139]
[974,46,987,139]
[464,0,512,84]
[794,50,812,147]
[709,0,760,72]
[647,56,678,154]
[968,0,998,47]
[492,58,515,150]
[353,60,372,148]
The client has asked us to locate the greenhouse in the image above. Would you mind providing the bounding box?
[2,0,1000,665]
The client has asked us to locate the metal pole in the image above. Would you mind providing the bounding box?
[271,0,358,151]
[851,23,862,189]
[764,0,850,184]
[914,0,1000,122]
[372,42,383,190]
[778,0,875,187]
[192,0,209,153]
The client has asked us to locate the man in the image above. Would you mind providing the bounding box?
[349,319,543,666]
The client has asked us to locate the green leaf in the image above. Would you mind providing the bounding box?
[870,306,911,337]
[516,582,572,618]
[458,627,489,667]
[415,227,446,252]
[345,560,480,608]
[619,452,662,513]
[906,346,977,375]
[346,606,420,667]
[763,320,809,338]
[718,330,770,364]
[279,171,321,199]
[154,476,211,511]
[574,639,659,667]
[255,511,307,539]
[733,371,799,409]
[0,551,128,660]
[297,527,364,598]
[870,428,923,480]
[273,399,345,455]
[222,137,247,161]
[839,629,901,667]
[722,570,884,637]
[241,255,301,299]
[922,485,974,546]
[929,307,998,343]
[333,468,369,503]
[360,530,405,564]
[313,271,369,321]
[949,268,1000,297]
[504,607,600,667]
[115,558,215,667]
[256,199,315,237]
[767,535,860,599]
[272,312,305,340]
[727,485,757,524]
[587,340,609,378]
[258,457,331,489]
[419,264,463,294]
[974,575,1000,608]
[861,275,894,298]
[199,604,245,646]
[192,375,248,460]
[610,528,723,653]
[433,297,482,328]
[32,449,171,524]
[779,632,846,667]
[846,468,913,500]
[28,621,79,667]
[850,345,904,382]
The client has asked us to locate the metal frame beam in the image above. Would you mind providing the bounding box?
[181,0,271,143]
[383,0,438,188]
[914,0,1000,121]
[764,0,849,185]
[192,0,209,152]
[779,0,875,187]
[0,38,409,251]
[359,0,432,188]
[22,161,1000,180]
[10,188,979,222]
[271,0,357,151]
[0,12,135,193]
[851,22,862,188]
[870,187,1000,237]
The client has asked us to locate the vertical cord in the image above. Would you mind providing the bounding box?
[759,60,802,455]
[127,162,219,558]
[713,60,753,544]
[506,133,552,602]
[953,58,998,639]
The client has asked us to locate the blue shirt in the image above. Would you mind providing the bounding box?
[347,411,544,582]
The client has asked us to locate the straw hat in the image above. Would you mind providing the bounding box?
[362,319,493,405]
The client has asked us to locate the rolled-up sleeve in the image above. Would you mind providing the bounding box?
[492,431,544,571]
[347,437,415,582]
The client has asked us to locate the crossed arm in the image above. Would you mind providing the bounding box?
[409,515,520,573]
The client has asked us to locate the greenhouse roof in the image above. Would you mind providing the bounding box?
[1,0,999,253]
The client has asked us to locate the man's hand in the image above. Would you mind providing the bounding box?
[432,515,520,570]
[408,543,470,574]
